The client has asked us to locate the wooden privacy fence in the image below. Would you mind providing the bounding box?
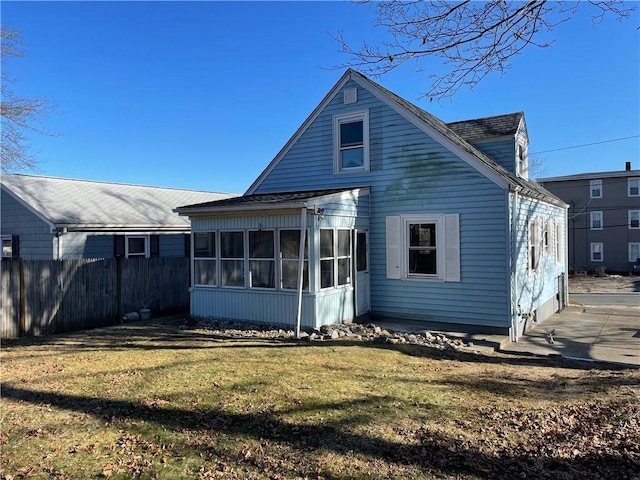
[1,257,189,339]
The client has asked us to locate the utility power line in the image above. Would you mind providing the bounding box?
[531,135,640,155]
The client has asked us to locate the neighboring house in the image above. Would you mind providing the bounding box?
[539,164,640,274]
[1,174,236,260]
[176,69,568,339]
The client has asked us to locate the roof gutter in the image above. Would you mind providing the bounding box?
[53,224,190,233]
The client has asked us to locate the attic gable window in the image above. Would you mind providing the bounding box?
[517,143,528,178]
[334,110,369,174]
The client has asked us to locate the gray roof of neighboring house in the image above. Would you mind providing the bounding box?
[539,169,640,183]
[1,174,237,231]
[176,187,367,215]
[446,112,524,143]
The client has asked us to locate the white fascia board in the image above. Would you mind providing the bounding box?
[1,185,57,233]
[245,71,353,195]
[351,75,510,191]
[177,202,315,217]
[60,224,190,233]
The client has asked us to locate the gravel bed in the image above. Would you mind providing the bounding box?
[183,317,478,352]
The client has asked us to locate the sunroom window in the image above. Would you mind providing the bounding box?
[280,230,309,290]
[248,230,275,288]
[194,232,216,286]
[220,231,244,287]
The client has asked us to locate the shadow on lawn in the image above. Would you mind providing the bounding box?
[2,384,635,480]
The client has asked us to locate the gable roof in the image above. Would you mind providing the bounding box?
[447,112,524,143]
[176,187,368,216]
[539,169,640,183]
[245,69,565,208]
[1,174,237,232]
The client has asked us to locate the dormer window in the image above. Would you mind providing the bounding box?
[517,143,528,178]
[334,110,369,174]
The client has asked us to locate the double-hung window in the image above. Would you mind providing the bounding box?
[408,222,438,276]
[334,110,369,173]
[279,230,309,290]
[386,214,460,282]
[528,218,540,273]
[248,230,275,289]
[220,231,244,287]
[629,243,640,263]
[629,210,640,230]
[517,143,528,178]
[591,242,603,262]
[555,220,563,265]
[590,211,603,230]
[194,232,216,286]
[590,179,602,199]
[628,178,639,197]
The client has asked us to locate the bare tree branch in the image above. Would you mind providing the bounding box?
[332,0,634,99]
[1,25,57,173]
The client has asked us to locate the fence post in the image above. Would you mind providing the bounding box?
[18,258,26,336]
[116,256,122,317]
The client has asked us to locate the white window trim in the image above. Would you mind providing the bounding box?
[278,228,309,291]
[193,231,217,288]
[333,110,370,174]
[386,214,460,282]
[590,179,602,199]
[125,235,149,258]
[248,229,276,290]
[629,210,640,230]
[1,235,12,258]
[319,228,353,291]
[219,230,246,289]
[628,178,640,197]
[554,220,563,265]
[517,142,528,179]
[528,217,541,274]
[629,243,640,263]
[590,242,604,262]
[590,211,603,230]
[542,218,552,255]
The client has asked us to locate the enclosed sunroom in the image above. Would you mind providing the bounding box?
[175,187,370,330]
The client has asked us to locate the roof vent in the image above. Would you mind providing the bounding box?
[343,88,357,105]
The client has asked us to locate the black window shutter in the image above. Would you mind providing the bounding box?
[184,234,191,258]
[114,235,125,257]
[150,235,160,257]
[11,235,20,258]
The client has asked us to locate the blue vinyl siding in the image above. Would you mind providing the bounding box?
[61,233,113,258]
[513,195,566,325]
[1,188,54,259]
[472,140,516,174]
[253,80,512,329]
[160,234,186,257]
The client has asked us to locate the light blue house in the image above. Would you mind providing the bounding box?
[176,70,568,340]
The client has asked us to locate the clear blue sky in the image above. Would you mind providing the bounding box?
[2,1,639,194]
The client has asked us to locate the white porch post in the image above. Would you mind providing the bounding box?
[295,207,307,338]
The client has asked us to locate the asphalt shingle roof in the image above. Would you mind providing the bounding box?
[446,112,524,142]
[1,174,237,229]
[176,187,360,212]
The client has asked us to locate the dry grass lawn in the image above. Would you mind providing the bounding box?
[1,317,638,479]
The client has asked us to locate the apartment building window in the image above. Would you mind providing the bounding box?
[590,242,603,262]
[629,243,640,263]
[590,211,603,230]
[590,179,602,199]
[629,178,639,197]
[629,210,640,230]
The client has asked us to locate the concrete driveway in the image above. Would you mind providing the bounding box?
[502,304,640,367]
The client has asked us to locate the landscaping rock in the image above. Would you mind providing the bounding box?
[188,316,479,353]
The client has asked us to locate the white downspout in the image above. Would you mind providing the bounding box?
[295,207,307,338]
[511,189,519,342]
